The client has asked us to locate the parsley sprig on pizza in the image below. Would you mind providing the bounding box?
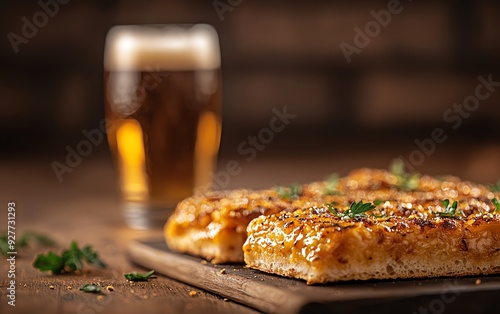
[326,201,376,219]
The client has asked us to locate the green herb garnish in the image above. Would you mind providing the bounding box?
[0,230,55,255]
[33,241,105,274]
[124,270,155,282]
[490,180,500,192]
[323,173,340,195]
[390,159,420,190]
[79,284,101,293]
[327,201,377,219]
[492,198,500,212]
[276,184,302,200]
[18,231,56,247]
[434,199,462,218]
[0,234,9,255]
[371,200,385,217]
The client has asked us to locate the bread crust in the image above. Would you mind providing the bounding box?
[165,168,500,265]
[164,189,296,263]
[243,207,500,284]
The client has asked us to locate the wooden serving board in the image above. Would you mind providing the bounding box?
[127,239,500,314]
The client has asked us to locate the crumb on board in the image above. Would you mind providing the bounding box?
[67,286,72,290]
[219,268,226,275]
[49,285,55,290]
[200,260,208,265]
[143,295,149,300]
[106,285,115,292]
[475,279,482,285]
[223,298,228,302]
[189,290,197,297]
[97,295,105,301]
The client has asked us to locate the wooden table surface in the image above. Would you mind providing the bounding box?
[2,152,367,314]
[1,147,497,314]
[1,155,274,314]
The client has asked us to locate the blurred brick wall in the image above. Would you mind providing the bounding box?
[1,0,499,154]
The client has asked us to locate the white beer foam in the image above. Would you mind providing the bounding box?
[104,24,220,71]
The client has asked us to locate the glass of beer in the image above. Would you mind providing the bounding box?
[104,24,222,229]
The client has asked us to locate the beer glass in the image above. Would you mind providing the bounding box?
[104,25,222,229]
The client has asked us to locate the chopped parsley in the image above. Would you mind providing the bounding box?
[18,231,56,247]
[124,270,155,281]
[327,201,377,219]
[0,230,55,255]
[276,184,302,200]
[434,199,462,218]
[492,198,500,212]
[323,173,340,195]
[79,284,101,293]
[390,159,420,190]
[33,241,105,274]
[490,180,500,192]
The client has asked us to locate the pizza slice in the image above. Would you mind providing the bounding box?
[243,198,500,284]
[164,165,500,265]
[164,187,321,263]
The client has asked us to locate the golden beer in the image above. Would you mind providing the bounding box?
[104,25,222,229]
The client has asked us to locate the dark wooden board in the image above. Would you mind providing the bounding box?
[127,239,500,314]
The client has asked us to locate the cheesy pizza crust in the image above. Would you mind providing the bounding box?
[243,206,500,284]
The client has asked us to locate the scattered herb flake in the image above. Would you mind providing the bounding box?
[18,231,56,247]
[490,180,500,192]
[1,230,55,256]
[82,245,106,268]
[389,159,420,191]
[326,203,338,216]
[323,173,340,195]
[434,199,462,218]
[79,284,101,293]
[374,199,383,206]
[276,184,302,200]
[0,234,9,256]
[326,201,376,220]
[33,251,65,274]
[33,241,105,274]
[124,270,155,282]
[492,198,500,212]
